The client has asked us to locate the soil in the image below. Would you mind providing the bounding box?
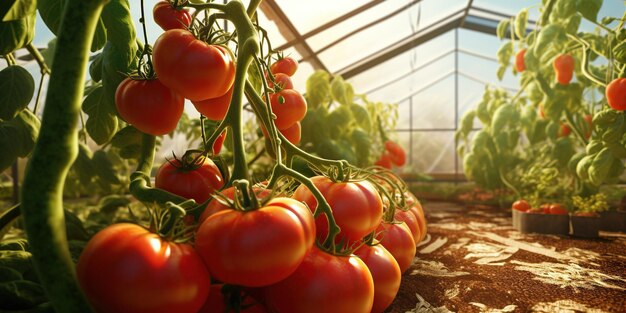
[386,202,626,313]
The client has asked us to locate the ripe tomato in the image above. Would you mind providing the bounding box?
[583,114,593,139]
[548,203,568,215]
[515,49,526,72]
[559,123,571,137]
[199,284,267,313]
[268,73,294,90]
[384,141,406,166]
[553,54,575,85]
[77,223,210,313]
[270,57,298,77]
[153,1,192,31]
[263,247,374,313]
[155,157,224,203]
[292,176,383,243]
[195,199,310,287]
[270,89,307,130]
[512,200,530,212]
[153,29,235,101]
[192,85,232,121]
[213,129,227,155]
[354,244,401,313]
[606,78,626,111]
[375,152,393,169]
[115,77,184,136]
[376,221,416,273]
[394,209,421,243]
[280,121,301,145]
[405,192,427,242]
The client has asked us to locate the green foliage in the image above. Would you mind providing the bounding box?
[576,0,602,22]
[0,66,34,121]
[0,6,34,55]
[82,85,118,145]
[571,193,609,213]
[38,0,107,51]
[0,110,40,172]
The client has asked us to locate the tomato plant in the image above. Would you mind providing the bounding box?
[153,1,192,30]
[115,77,184,136]
[263,247,374,313]
[155,157,224,203]
[354,244,401,313]
[153,29,236,101]
[270,57,298,77]
[77,223,210,313]
[270,89,307,130]
[376,222,416,273]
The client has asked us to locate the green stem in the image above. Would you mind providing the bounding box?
[26,43,51,75]
[564,111,588,146]
[158,202,187,237]
[19,0,107,312]
[567,33,607,87]
[539,0,555,27]
[32,72,46,115]
[499,168,521,199]
[4,53,16,66]
[0,204,21,236]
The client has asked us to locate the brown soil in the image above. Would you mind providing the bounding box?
[386,202,626,313]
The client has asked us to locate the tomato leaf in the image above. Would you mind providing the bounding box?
[496,19,510,40]
[330,75,353,106]
[588,148,612,185]
[11,109,40,157]
[515,9,528,39]
[82,85,118,145]
[305,70,331,109]
[576,0,602,22]
[551,0,577,20]
[349,104,371,132]
[613,40,626,63]
[0,280,48,309]
[533,24,566,57]
[491,103,519,131]
[565,13,582,35]
[0,13,34,55]
[1,0,36,22]
[92,150,121,185]
[0,66,34,121]
[110,125,142,159]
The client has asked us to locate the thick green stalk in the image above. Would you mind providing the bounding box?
[19,0,106,312]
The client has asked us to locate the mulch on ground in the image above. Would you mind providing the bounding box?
[387,202,626,313]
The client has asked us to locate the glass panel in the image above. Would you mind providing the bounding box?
[458,76,485,129]
[410,131,456,173]
[410,75,456,129]
[470,0,540,20]
[275,0,370,34]
[396,99,412,131]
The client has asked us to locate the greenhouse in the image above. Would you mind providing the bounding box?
[1,0,625,312]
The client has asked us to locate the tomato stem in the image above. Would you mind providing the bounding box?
[158,201,188,238]
[0,204,21,236]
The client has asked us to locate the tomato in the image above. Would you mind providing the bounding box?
[548,203,568,215]
[270,89,307,130]
[515,49,526,72]
[558,123,571,137]
[270,57,298,77]
[354,244,401,313]
[198,186,272,223]
[374,153,393,169]
[192,85,233,121]
[195,198,310,287]
[268,73,294,90]
[405,192,427,242]
[583,114,593,139]
[199,284,267,313]
[280,121,301,145]
[213,129,227,155]
[606,78,626,111]
[77,223,210,313]
[553,54,575,85]
[394,209,421,243]
[376,221,416,273]
[292,176,383,243]
[155,157,224,203]
[540,203,551,214]
[512,200,530,212]
[384,141,406,166]
[263,247,374,313]
[153,29,235,101]
[115,78,184,136]
[539,104,545,119]
[153,1,192,31]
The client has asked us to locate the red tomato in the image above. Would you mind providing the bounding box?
[268,73,294,90]
[558,123,571,137]
[270,57,298,77]
[539,104,546,119]
[553,54,575,85]
[115,78,184,136]
[548,203,568,215]
[192,85,232,121]
[155,157,224,203]
[540,203,551,214]
[263,247,374,313]
[376,222,416,273]
[394,209,421,243]
[199,284,267,313]
[583,114,593,139]
[270,89,307,130]
[153,1,191,31]
[384,141,407,166]
[405,192,427,242]
[77,223,210,313]
[153,29,235,101]
[354,244,401,313]
[512,200,530,212]
[280,121,301,145]
[606,78,626,111]
[292,176,383,243]
[195,199,309,287]
[375,153,393,169]
[515,49,526,72]
[213,129,227,155]
[198,186,272,223]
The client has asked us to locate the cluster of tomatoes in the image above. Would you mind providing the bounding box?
[512,199,568,215]
[375,140,407,169]
[76,157,427,313]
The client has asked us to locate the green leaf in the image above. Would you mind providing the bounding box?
[73,142,97,186]
[613,40,626,63]
[565,13,582,35]
[552,0,577,20]
[350,128,371,167]
[330,75,353,106]
[349,104,371,132]
[491,103,519,131]
[458,110,475,140]
[0,266,22,283]
[82,85,118,144]
[38,0,107,52]
[576,0,602,22]
[533,24,566,57]
[110,125,142,159]
[0,66,34,121]
[497,41,513,66]
[39,38,57,68]
[306,70,330,108]
[91,17,107,52]
[496,19,510,40]
[515,9,528,39]
[589,148,612,185]
[1,0,36,22]
[247,58,263,93]
[0,12,35,56]
[11,109,40,157]
[92,150,121,185]
[0,280,47,309]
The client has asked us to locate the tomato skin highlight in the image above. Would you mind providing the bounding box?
[270,57,298,77]
[77,223,210,313]
[115,78,184,136]
[270,89,307,130]
[263,247,374,313]
[155,158,224,203]
[376,221,416,273]
[153,29,235,101]
[153,1,192,31]
[515,49,526,72]
[196,200,310,287]
[606,78,626,111]
[292,176,383,243]
[354,244,401,313]
[553,54,575,85]
[192,85,233,121]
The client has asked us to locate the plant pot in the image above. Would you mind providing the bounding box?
[570,214,601,238]
[511,208,521,229]
[516,211,569,235]
[599,210,626,233]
